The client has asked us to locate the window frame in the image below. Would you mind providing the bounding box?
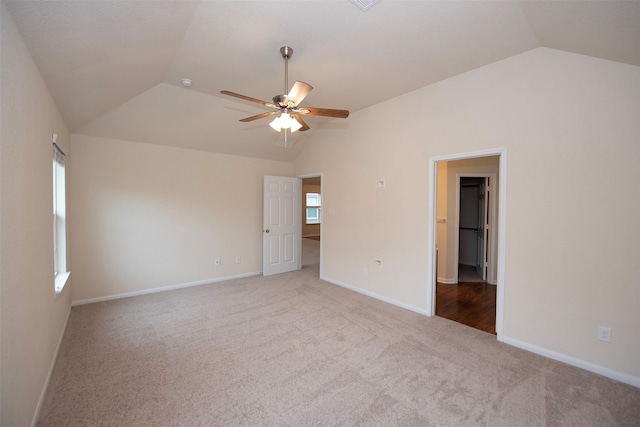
[305,192,321,225]
[53,141,69,294]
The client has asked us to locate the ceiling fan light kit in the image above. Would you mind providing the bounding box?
[269,112,303,132]
[221,46,349,137]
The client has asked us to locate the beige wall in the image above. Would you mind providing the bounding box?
[69,135,293,302]
[295,48,640,381]
[0,4,72,425]
[302,183,321,237]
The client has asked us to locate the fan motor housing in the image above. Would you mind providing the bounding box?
[273,95,287,107]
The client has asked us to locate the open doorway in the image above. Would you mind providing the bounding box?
[427,149,506,340]
[459,178,486,282]
[439,167,498,334]
[301,175,322,273]
[456,174,496,284]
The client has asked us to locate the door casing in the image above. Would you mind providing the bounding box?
[427,148,507,341]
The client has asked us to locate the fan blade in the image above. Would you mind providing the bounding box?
[220,91,276,108]
[292,114,310,132]
[284,81,313,107]
[239,111,279,122]
[297,107,349,118]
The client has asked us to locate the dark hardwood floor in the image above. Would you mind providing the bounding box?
[436,281,496,335]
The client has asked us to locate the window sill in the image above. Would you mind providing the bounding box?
[55,271,70,295]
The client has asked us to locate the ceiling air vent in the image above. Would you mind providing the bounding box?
[349,0,382,12]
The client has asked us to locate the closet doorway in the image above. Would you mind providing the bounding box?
[456,175,495,284]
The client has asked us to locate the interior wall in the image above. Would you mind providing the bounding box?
[294,48,640,381]
[0,4,72,425]
[69,135,293,302]
[302,183,321,237]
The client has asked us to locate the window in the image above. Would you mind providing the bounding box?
[306,192,321,224]
[53,140,69,294]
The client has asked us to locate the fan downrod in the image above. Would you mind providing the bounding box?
[280,46,294,95]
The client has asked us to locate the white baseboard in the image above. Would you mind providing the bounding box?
[72,272,261,306]
[502,336,640,389]
[31,303,72,427]
[320,275,428,316]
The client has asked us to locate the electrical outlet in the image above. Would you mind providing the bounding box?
[235,256,241,264]
[598,326,612,343]
[214,258,221,266]
[363,268,368,277]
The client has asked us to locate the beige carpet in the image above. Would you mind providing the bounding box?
[38,265,640,426]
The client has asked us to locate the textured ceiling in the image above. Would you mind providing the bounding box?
[5,0,640,162]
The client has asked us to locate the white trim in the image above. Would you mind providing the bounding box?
[429,147,507,163]
[321,274,428,316]
[496,151,507,339]
[71,272,261,306]
[503,336,640,389]
[427,148,507,342]
[427,159,438,315]
[31,304,72,427]
[54,271,70,295]
[437,277,457,284]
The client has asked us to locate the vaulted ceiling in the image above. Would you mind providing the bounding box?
[6,0,640,161]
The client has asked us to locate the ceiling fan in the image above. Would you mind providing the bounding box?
[220,46,349,134]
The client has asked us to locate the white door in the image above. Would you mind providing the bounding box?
[476,180,488,280]
[263,176,302,276]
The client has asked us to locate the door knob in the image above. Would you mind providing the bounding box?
[265,229,270,233]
